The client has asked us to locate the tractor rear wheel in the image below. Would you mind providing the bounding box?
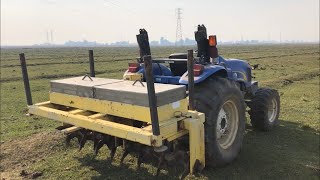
[194,77,246,167]
[248,88,280,131]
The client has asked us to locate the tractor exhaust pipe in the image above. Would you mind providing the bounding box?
[136,29,151,62]
[136,29,159,135]
[144,55,160,136]
[194,25,219,63]
[195,25,209,63]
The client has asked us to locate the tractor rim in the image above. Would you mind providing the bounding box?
[268,98,278,123]
[216,100,239,149]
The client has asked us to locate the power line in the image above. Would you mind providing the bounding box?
[175,8,183,46]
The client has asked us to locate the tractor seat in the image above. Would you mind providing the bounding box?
[168,53,188,76]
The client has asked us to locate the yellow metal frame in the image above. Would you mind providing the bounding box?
[50,92,188,123]
[29,102,163,146]
[28,99,205,174]
[182,111,205,173]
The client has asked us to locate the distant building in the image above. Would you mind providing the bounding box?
[64,40,101,47]
[184,38,196,45]
[150,41,159,46]
[110,41,130,46]
[160,37,174,46]
[32,36,312,47]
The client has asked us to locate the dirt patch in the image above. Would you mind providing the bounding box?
[247,51,319,60]
[263,69,319,87]
[282,79,294,86]
[0,131,64,178]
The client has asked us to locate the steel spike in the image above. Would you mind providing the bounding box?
[120,149,129,165]
[155,152,165,176]
[65,133,74,146]
[78,130,87,151]
[109,147,117,161]
[137,150,144,169]
[94,140,104,155]
[92,132,98,151]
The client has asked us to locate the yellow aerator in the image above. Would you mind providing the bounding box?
[21,53,206,177]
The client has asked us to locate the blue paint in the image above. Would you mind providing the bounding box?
[123,56,252,87]
[222,57,252,87]
[178,65,227,84]
[154,75,181,84]
[137,63,173,77]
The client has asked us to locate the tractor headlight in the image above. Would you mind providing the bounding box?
[233,72,238,79]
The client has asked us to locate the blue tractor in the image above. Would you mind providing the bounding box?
[123,25,280,167]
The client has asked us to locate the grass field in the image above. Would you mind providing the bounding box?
[1,44,319,179]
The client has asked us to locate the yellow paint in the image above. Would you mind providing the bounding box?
[187,111,205,123]
[69,109,86,115]
[166,130,188,142]
[28,101,206,174]
[49,92,188,123]
[142,115,187,139]
[88,113,105,119]
[123,73,143,81]
[183,112,205,174]
[28,103,162,147]
[61,126,82,134]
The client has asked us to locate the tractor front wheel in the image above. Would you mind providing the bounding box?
[194,77,246,167]
[248,88,280,131]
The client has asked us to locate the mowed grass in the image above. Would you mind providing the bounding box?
[0,44,319,179]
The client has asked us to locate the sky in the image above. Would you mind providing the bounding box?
[1,0,319,45]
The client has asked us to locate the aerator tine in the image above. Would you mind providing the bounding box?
[92,133,118,160]
[78,129,94,151]
[93,133,104,155]
[94,139,104,155]
[107,137,117,161]
[120,140,130,165]
[65,132,81,147]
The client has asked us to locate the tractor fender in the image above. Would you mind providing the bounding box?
[179,65,227,85]
[123,63,172,81]
[224,59,252,83]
